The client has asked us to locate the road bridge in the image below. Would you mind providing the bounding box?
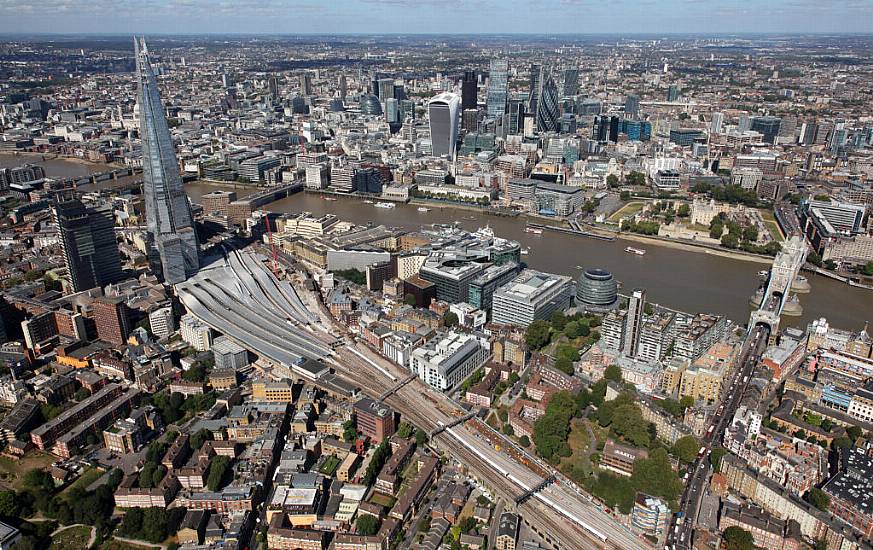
[748,235,808,339]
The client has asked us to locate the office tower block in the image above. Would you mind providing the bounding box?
[399,99,415,121]
[147,305,174,339]
[462,70,477,110]
[799,122,816,145]
[562,68,579,97]
[180,314,212,351]
[462,109,479,132]
[528,64,544,116]
[486,59,509,118]
[92,296,130,345]
[377,78,395,102]
[338,74,347,101]
[778,117,797,142]
[221,72,233,88]
[330,165,361,193]
[830,127,848,154]
[609,115,621,143]
[666,84,680,102]
[491,270,573,327]
[601,310,626,351]
[625,94,640,119]
[53,199,123,292]
[135,38,199,285]
[508,99,525,135]
[268,76,279,99]
[711,111,724,134]
[299,72,313,96]
[385,98,399,123]
[750,116,782,144]
[594,115,610,142]
[738,114,751,132]
[536,76,559,132]
[428,92,461,159]
[814,121,833,144]
[622,289,646,356]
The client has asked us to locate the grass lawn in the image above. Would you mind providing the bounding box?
[758,208,777,222]
[62,466,104,494]
[369,492,396,508]
[608,201,645,223]
[318,455,341,476]
[764,220,784,242]
[559,420,594,480]
[0,452,56,490]
[395,459,420,497]
[49,525,92,550]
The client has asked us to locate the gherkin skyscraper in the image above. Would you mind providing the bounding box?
[134,37,198,284]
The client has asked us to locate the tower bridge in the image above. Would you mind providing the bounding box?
[749,235,808,338]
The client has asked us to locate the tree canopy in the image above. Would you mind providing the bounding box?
[722,526,755,550]
[532,391,578,462]
[356,514,380,536]
[603,364,623,383]
[206,456,231,492]
[808,487,830,511]
[671,436,699,464]
[525,320,552,350]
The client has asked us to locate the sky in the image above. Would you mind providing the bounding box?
[1,0,873,35]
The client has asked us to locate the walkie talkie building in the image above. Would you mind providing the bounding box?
[134,37,199,284]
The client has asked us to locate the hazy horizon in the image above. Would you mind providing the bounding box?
[2,0,873,36]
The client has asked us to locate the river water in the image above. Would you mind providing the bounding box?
[0,153,107,177]
[182,181,872,331]
[4,153,868,330]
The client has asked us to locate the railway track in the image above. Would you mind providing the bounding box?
[265,251,648,549]
[329,350,613,549]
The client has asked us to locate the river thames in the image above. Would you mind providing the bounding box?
[3,153,868,331]
[182,181,872,331]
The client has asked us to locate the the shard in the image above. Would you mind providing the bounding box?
[134,37,198,284]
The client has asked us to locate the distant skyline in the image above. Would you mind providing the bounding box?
[2,0,873,35]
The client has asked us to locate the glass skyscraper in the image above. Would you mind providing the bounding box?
[461,70,477,111]
[428,92,461,159]
[562,68,579,97]
[135,37,199,284]
[536,76,559,132]
[54,199,123,292]
[625,93,640,119]
[527,63,543,116]
[486,59,508,118]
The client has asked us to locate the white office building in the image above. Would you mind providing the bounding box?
[180,314,212,351]
[491,269,573,327]
[410,331,488,391]
[148,305,175,339]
